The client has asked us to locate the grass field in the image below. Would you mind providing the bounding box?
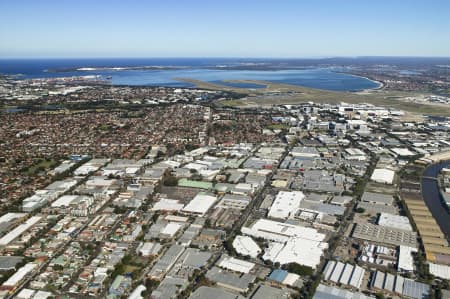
[177,78,450,116]
[25,158,58,175]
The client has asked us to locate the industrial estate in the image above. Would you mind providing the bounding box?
[0,59,450,299]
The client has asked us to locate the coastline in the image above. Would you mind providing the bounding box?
[333,70,384,92]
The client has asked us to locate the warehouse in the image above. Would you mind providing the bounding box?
[268,269,302,288]
[0,213,27,235]
[378,213,412,231]
[0,216,42,247]
[205,267,256,294]
[290,146,320,158]
[361,192,394,206]
[313,284,373,299]
[181,193,217,216]
[218,256,255,274]
[189,286,243,299]
[151,198,184,212]
[263,237,327,269]
[323,260,365,289]
[429,263,450,280]
[1,262,37,290]
[352,223,417,248]
[370,168,395,184]
[390,148,416,157]
[371,270,430,299]
[242,219,327,269]
[268,191,304,219]
[397,246,417,273]
[138,242,162,257]
[0,256,23,271]
[232,235,261,258]
[356,202,397,215]
[345,148,367,161]
[148,244,185,280]
[216,194,250,210]
[298,200,346,216]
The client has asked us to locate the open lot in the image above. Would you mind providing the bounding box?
[178,78,450,116]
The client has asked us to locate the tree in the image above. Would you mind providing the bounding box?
[355,207,365,213]
[375,292,385,299]
[164,176,178,186]
[286,263,313,276]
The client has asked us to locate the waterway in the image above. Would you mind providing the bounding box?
[0,58,381,91]
[421,161,450,239]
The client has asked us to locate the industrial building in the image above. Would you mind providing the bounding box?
[323,261,366,289]
[371,270,430,299]
[242,219,327,268]
[218,256,255,274]
[313,284,374,299]
[268,191,304,219]
[370,168,395,184]
[181,193,218,216]
[377,213,413,231]
[232,235,261,258]
[352,223,417,248]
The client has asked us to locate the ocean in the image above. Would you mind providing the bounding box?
[0,58,380,91]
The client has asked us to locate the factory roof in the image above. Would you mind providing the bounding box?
[152,198,184,211]
[0,216,42,247]
[2,262,37,288]
[361,192,394,205]
[352,223,417,248]
[398,246,417,272]
[313,284,374,299]
[178,179,213,189]
[378,213,413,231]
[182,193,217,216]
[232,235,261,258]
[370,168,395,184]
[218,256,255,274]
[429,263,450,280]
[189,286,244,299]
[268,191,304,219]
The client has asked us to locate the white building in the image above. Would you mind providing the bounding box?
[242,219,327,269]
[371,168,395,184]
[232,235,261,258]
[268,191,304,219]
[398,246,417,272]
[378,213,412,231]
[182,193,217,216]
[218,256,255,274]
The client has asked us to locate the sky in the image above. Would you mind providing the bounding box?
[0,0,450,58]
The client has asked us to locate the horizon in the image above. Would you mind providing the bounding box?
[2,55,450,60]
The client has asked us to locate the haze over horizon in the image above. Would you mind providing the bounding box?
[1,0,450,58]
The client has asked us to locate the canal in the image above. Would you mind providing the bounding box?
[421,161,450,239]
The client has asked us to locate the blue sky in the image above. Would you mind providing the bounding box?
[0,0,449,58]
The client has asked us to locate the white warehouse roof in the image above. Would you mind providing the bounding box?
[243,219,327,269]
[151,198,184,211]
[232,235,261,258]
[398,246,417,272]
[429,263,450,280]
[181,193,217,216]
[0,216,42,247]
[371,168,395,184]
[2,262,37,287]
[323,260,366,289]
[268,191,304,219]
[218,256,255,274]
[378,213,412,231]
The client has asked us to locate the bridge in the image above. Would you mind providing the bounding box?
[422,176,438,181]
